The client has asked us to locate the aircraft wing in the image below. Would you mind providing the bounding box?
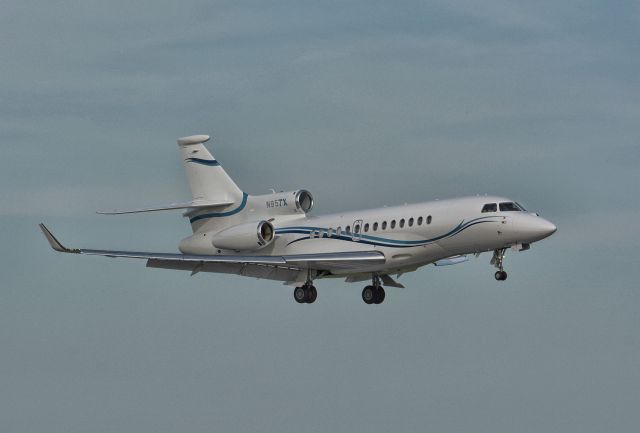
[39,223,385,269]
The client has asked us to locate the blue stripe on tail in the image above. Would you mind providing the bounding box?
[185,158,220,166]
[189,192,249,223]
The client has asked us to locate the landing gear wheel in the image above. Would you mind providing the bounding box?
[306,285,317,303]
[373,287,386,304]
[294,286,306,303]
[362,286,375,304]
[491,249,508,281]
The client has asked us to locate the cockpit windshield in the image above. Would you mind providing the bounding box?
[481,203,497,213]
[499,202,526,212]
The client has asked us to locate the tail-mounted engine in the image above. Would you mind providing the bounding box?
[294,190,314,213]
[210,220,275,251]
[252,189,314,216]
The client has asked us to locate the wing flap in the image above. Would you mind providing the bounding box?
[79,248,287,264]
[284,252,385,268]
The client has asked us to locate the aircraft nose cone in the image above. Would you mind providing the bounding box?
[537,218,557,238]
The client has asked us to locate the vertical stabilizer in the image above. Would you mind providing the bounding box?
[177,135,243,204]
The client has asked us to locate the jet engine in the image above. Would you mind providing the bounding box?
[210,220,275,251]
[294,189,314,213]
[252,189,314,215]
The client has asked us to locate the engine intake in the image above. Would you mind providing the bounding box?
[210,220,275,251]
[295,189,314,213]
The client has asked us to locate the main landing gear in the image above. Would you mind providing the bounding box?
[492,248,508,281]
[294,281,317,304]
[362,275,385,305]
[293,273,388,305]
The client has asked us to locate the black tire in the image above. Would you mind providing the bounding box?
[374,287,386,304]
[306,285,317,303]
[362,286,375,304]
[294,286,306,303]
[495,271,507,281]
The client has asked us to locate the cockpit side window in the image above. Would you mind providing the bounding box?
[499,202,523,212]
[482,203,497,213]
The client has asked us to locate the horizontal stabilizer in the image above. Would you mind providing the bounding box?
[96,200,234,215]
[434,255,469,266]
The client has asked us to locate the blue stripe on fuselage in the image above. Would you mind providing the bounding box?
[276,216,499,248]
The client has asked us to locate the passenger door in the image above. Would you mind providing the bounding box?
[352,219,363,241]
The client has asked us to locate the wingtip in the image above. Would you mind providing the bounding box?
[38,223,78,253]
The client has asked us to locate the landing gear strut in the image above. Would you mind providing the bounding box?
[491,248,508,281]
[362,275,386,304]
[294,268,317,304]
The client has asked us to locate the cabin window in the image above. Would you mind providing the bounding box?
[408,217,414,227]
[499,202,524,212]
[427,215,432,224]
[336,227,341,236]
[399,218,405,228]
[364,223,370,232]
[373,222,378,231]
[345,225,351,234]
[417,216,423,225]
[482,203,497,213]
[382,221,387,230]
[391,220,396,229]
[354,224,360,234]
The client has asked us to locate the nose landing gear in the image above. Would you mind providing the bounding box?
[491,248,508,281]
[362,275,386,304]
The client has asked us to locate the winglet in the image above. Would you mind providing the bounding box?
[38,223,79,253]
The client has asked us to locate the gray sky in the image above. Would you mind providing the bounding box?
[2,1,639,432]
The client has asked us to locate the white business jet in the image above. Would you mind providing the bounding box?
[40,134,556,304]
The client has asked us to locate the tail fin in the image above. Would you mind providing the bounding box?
[177,135,243,204]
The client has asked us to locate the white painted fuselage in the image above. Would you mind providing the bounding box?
[179,194,556,280]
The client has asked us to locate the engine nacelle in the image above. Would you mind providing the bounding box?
[252,189,314,215]
[294,189,314,213]
[210,220,275,251]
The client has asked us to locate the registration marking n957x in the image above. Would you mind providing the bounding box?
[267,199,288,208]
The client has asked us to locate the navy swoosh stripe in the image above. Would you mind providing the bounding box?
[186,158,220,166]
[284,220,495,248]
[277,216,499,247]
[189,193,249,223]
